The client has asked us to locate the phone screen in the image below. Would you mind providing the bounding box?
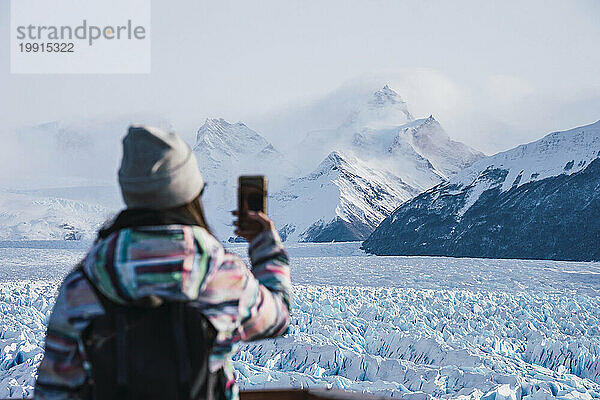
[238,176,267,214]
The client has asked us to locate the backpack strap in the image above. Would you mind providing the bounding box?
[75,263,130,400]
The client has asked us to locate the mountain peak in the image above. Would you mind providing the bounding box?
[271,148,420,243]
[307,151,351,178]
[328,150,344,161]
[194,117,266,152]
[405,116,441,137]
[369,85,404,108]
[200,118,247,132]
[322,151,347,169]
[342,85,414,130]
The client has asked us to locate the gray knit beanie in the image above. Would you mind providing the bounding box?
[118,125,204,209]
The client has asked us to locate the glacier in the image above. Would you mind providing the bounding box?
[1,241,600,399]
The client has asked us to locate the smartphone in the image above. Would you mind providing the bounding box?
[238,175,268,215]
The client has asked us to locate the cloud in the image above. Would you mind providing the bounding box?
[0,112,175,189]
[2,69,598,190]
[388,69,470,120]
[253,69,598,158]
[484,75,535,104]
[251,69,471,150]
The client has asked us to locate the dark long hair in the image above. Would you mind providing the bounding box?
[180,194,211,231]
[97,193,211,240]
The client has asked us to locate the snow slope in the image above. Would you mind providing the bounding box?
[349,116,483,189]
[452,120,600,194]
[0,190,111,241]
[193,118,295,189]
[0,114,169,242]
[2,243,600,399]
[363,121,600,260]
[271,151,420,242]
[299,86,483,183]
[400,116,485,178]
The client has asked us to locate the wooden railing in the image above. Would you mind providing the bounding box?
[240,389,388,399]
[1,389,388,400]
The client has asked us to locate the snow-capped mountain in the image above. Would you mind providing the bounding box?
[363,120,600,261]
[193,118,298,240]
[0,115,164,241]
[0,189,111,241]
[4,88,483,244]
[298,85,483,184]
[193,118,292,187]
[270,151,419,242]
[297,85,414,169]
[395,116,484,177]
[341,84,414,130]
[350,116,484,188]
[268,86,483,242]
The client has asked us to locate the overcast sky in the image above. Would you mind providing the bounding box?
[1,0,599,156]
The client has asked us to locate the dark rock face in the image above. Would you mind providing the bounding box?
[60,223,83,241]
[227,236,247,243]
[277,224,296,242]
[300,217,372,242]
[362,158,600,261]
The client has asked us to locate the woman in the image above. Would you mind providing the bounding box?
[34,126,292,400]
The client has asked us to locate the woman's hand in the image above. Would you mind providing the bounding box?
[232,210,275,242]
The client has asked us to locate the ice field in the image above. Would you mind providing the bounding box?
[1,241,600,398]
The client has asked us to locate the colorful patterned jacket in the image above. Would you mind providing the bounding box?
[34,225,292,400]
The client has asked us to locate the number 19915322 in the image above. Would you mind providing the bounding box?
[19,42,74,52]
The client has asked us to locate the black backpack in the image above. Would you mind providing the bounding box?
[79,267,225,400]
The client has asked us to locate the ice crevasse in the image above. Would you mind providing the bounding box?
[2,283,600,399]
